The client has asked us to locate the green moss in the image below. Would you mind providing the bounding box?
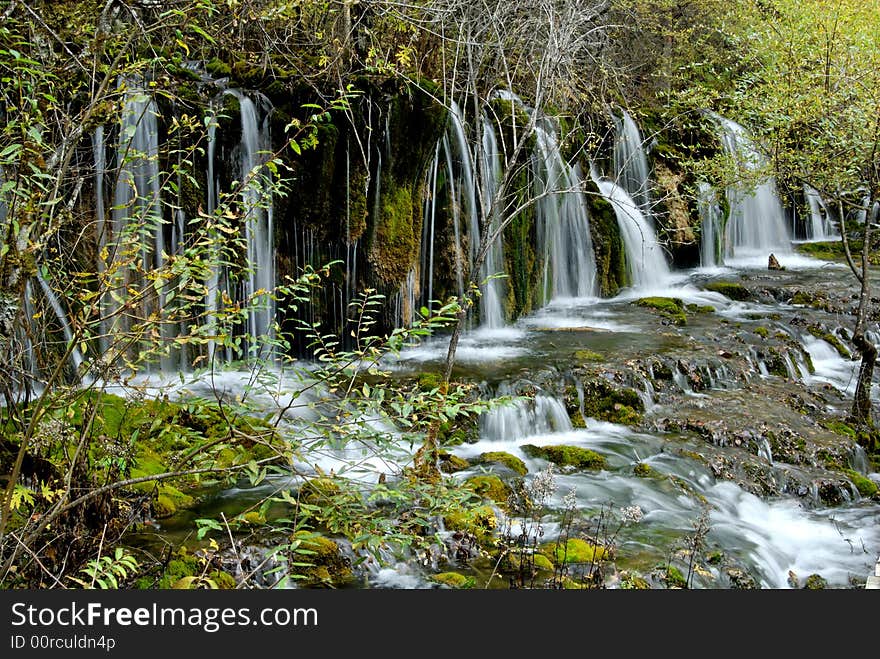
[417,372,444,391]
[704,281,750,301]
[803,574,828,589]
[843,469,879,497]
[298,478,343,505]
[438,450,470,473]
[539,538,608,565]
[464,475,512,506]
[663,565,687,588]
[205,57,232,77]
[429,572,475,589]
[475,451,528,476]
[820,419,858,439]
[635,297,687,326]
[575,350,603,362]
[290,532,353,587]
[686,304,715,314]
[520,444,606,470]
[619,572,652,589]
[577,377,644,426]
[633,462,658,478]
[806,326,851,358]
[372,182,418,284]
[443,505,498,545]
[754,326,769,338]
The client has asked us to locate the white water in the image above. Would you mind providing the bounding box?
[432,103,507,328]
[226,90,276,358]
[803,184,839,241]
[590,166,671,289]
[612,109,652,215]
[714,115,791,262]
[452,393,879,589]
[532,118,598,300]
[35,272,83,373]
[698,181,723,268]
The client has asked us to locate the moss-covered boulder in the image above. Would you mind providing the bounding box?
[633,462,659,478]
[139,548,236,589]
[438,450,470,473]
[443,504,498,546]
[521,444,606,471]
[843,469,879,497]
[429,571,476,589]
[635,296,687,326]
[290,531,353,587]
[464,475,512,506]
[573,376,644,426]
[539,538,608,565]
[803,574,828,590]
[704,281,751,301]
[473,451,528,476]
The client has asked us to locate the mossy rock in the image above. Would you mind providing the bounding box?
[438,450,470,473]
[297,477,343,505]
[843,469,879,497]
[577,377,644,426]
[521,444,606,471]
[704,281,751,301]
[633,462,658,478]
[663,565,688,588]
[539,538,608,565]
[429,572,476,589]
[150,549,236,589]
[635,297,687,326]
[803,574,828,590]
[417,372,444,391]
[575,350,604,362]
[504,551,555,574]
[290,531,353,587]
[619,572,652,589]
[464,475,512,506]
[754,326,769,338]
[443,504,498,545]
[474,451,528,476]
[686,304,715,314]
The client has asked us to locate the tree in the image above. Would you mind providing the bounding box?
[707,0,880,440]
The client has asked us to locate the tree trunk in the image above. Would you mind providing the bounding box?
[847,196,877,443]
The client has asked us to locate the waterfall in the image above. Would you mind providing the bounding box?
[698,181,723,268]
[111,82,163,361]
[612,109,652,215]
[590,166,670,289]
[803,184,839,241]
[481,393,572,442]
[35,272,83,374]
[420,142,440,314]
[713,115,791,260]
[204,110,220,362]
[476,114,507,328]
[91,126,111,354]
[225,89,275,359]
[435,102,508,327]
[532,118,598,300]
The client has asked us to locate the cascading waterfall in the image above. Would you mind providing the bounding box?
[612,109,653,215]
[35,271,83,373]
[590,165,670,288]
[111,81,164,361]
[713,115,791,261]
[204,109,221,362]
[225,89,276,358]
[698,181,723,268]
[532,117,598,300]
[481,390,572,442]
[476,114,507,328]
[91,126,110,354]
[429,102,508,328]
[803,184,839,241]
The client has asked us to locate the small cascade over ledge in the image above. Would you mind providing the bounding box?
[612,108,653,215]
[590,166,671,289]
[712,114,791,263]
